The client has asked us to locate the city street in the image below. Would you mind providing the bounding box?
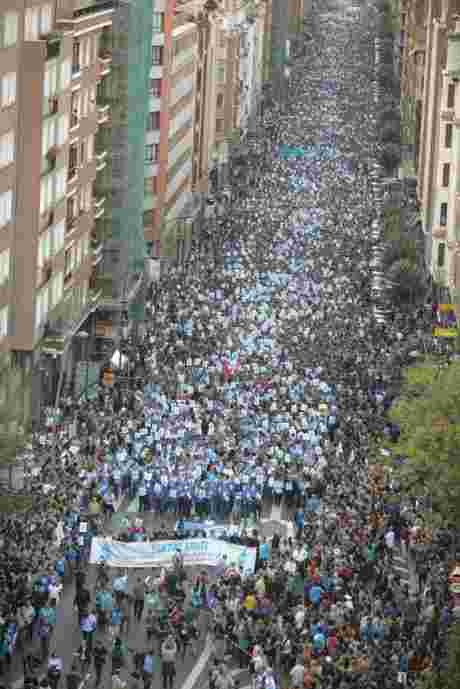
[1,1,445,689]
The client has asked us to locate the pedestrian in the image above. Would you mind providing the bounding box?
[161,635,177,689]
[142,650,154,689]
[65,664,81,689]
[133,578,146,622]
[92,640,108,687]
[47,652,63,689]
[80,610,97,654]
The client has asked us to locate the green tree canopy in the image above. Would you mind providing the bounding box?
[0,357,33,513]
[388,360,460,527]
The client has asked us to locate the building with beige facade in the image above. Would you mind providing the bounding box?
[400,0,460,303]
[0,0,116,417]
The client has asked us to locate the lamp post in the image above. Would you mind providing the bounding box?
[76,330,90,401]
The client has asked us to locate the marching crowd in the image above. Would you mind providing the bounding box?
[0,1,455,689]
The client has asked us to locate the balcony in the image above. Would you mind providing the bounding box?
[92,241,104,265]
[432,225,447,240]
[66,216,78,234]
[97,104,110,124]
[44,96,59,118]
[95,150,108,171]
[67,166,78,183]
[38,261,52,288]
[98,48,112,71]
[93,195,105,218]
[88,287,103,303]
[441,109,455,121]
[94,274,113,300]
[42,32,61,61]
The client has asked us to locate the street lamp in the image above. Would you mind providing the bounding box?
[76,330,90,401]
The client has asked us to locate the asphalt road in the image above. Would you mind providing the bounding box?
[7,501,290,689]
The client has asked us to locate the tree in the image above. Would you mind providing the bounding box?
[0,355,33,513]
[416,623,460,689]
[387,361,460,528]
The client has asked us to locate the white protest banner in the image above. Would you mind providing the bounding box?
[90,537,256,575]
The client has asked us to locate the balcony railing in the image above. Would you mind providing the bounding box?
[67,166,78,182]
[66,216,77,233]
[97,104,110,123]
[95,150,108,171]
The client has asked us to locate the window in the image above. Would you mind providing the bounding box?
[87,134,94,161]
[216,93,224,109]
[150,79,161,97]
[38,230,51,267]
[41,118,55,157]
[1,72,16,109]
[152,12,164,33]
[81,183,92,211]
[216,63,225,83]
[56,113,69,147]
[89,85,96,111]
[70,91,80,128]
[60,59,71,90]
[147,111,160,130]
[0,130,14,168]
[40,4,52,35]
[35,289,49,329]
[445,123,453,149]
[55,167,66,199]
[43,64,58,98]
[53,220,65,254]
[82,37,91,68]
[80,89,87,118]
[0,190,13,228]
[24,7,40,41]
[145,144,159,163]
[66,195,78,224]
[72,40,80,74]
[219,30,226,48]
[151,46,163,65]
[440,202,448,226]
[51,271,63,306]
[80,140,85,166]
[0,249,10,285]
[448,82,456,109]
[438,242,446,268]
[2,12,18,47]
[40,174,54,214]
[442,162,450,187]
[69,144,78,177]
[0,305,8,339]
[64,247,73,276]
[216,118,224,134]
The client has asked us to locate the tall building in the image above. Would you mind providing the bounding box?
[0,0,153,420]
[0,0,116,418]
[401,0,460,302]
[144,0,201,267]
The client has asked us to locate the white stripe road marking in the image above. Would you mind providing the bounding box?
[181,635,213,689]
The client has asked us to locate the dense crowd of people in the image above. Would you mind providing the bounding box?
[0,1,456,688]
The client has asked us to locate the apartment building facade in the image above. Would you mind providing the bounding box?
[400,0,460,302]
[0,0,120,418]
